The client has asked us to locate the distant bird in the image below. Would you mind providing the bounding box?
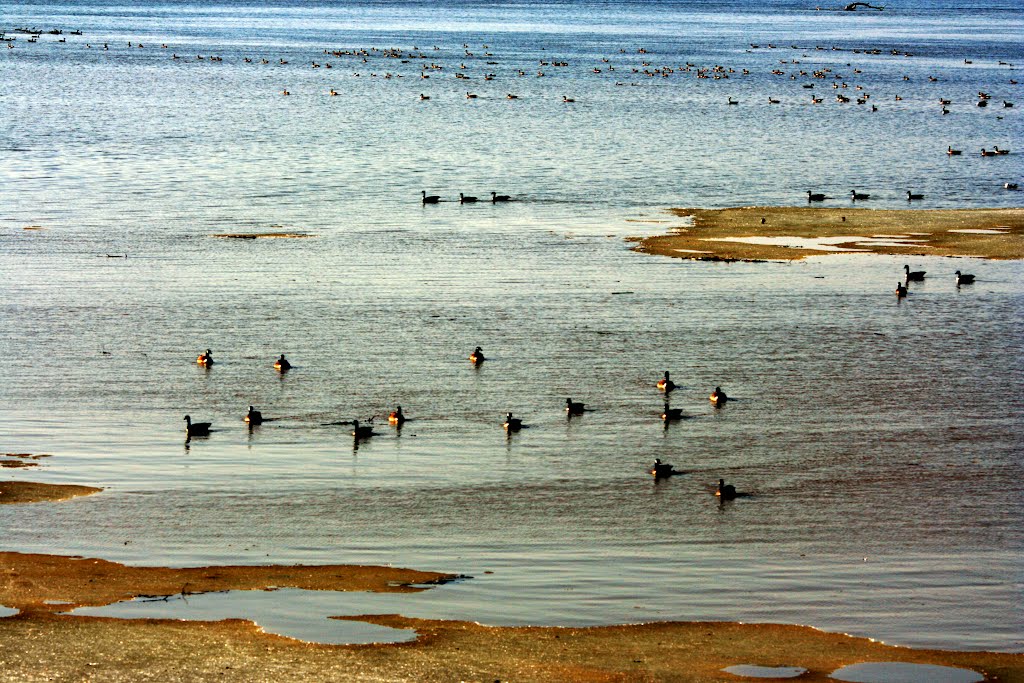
[850,189,870,200]
[562,95,575,103]
[491,191,511,202]
[981,148,997,157]
[421,190,441,204]
[503,412,523,431]
[197,349,213,366]
[388,406,406,425]
[895,281,908,297]
[244,405,263,425]
[1005,183,1019,190]
[993,146,1010,155]
[1004,101,1014,108]
[661,403,684,421]
[806,190,827,202]
[906,191,924,201]
[768,97,780,104]
[904,264,926,281]
[466,92,478,99]
[506,93,519,100]
[274,354,291,371]
[184,415,211,438]
[657,371,676,392]
[955,270,975,285]
[709,386,728,406]
[469,346,485,364]
[565,398,586,416]
[419,94,430,100]
[947,146,962,156]
[717,479,738,500]
[727,97,739,105]
[460,193,478,204]
[351,419,376,439]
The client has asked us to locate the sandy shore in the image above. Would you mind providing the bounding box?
[632,207,1024,261]
[0,481,101,505]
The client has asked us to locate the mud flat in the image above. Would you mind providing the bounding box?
[0,481,101,505]
[632,207,1024,261]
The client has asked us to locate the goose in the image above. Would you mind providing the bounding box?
[768,97,780,104]
[947,146,962,156]
[506,93,519,100]
[184,415,212,438]
[954,270,975,285]
[197,349,213,366]
[981,148,997,157]
[466,92,478,99]
[895,281,908,297]
[717,479,739,500]
[491,192,511,202]
[661,403,684,421]
[906,191,924,200]
[904,264,926,281]
[419,94,430,100]
[281,89,290,96]
[351,419,376,439]
[562,95,575,103]
[1004,101,1014,108]
[421,190,441,204]
[850,189,870,200]
[710,386,728,406]
[388,405,406,425]
[503,412,523,431]
[993,146,1010,155]
[1005,183,1019,190]
[274,354,291,371]
[244,405,263,425]
[460,193,478,204]
[565,398,586,416]
[656,371,676,392]
[328,89,338,96]
[727,97,739,105]
[806,190,827,202]
[469,346,485,364]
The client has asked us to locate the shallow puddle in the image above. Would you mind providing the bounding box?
[722,664,808,678]
[829,662,984,683]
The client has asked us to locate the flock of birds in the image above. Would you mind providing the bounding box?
[421,190,511,204]
[894,263,975,298]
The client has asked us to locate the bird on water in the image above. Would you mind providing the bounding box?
[184,415,212,438]
[657,371,676,392]
[197,349,213,366]
[503,412,523,431]
[710,386,728,406]
[274,354,291,371]
[469,346,485,364]
[955,270,975,285]
[421,190,441,204]
[244,405,263,425]
[904,264,926,281]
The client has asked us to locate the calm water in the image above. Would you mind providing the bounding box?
[1,0,1022,653]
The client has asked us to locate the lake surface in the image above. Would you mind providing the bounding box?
[1,0,1022,652]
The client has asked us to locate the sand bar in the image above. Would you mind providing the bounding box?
[632,207,1024,261]
[0,481,101,505]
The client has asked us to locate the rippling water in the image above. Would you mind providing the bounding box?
[1,0,1022,652]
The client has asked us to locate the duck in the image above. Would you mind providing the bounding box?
[351,419,376,439]
[650,458,680,478]
[850,189,870,200]
[388,405,406,425]
[717,478,739,500]
[954,270,975,285]
[491,191,511,202]
[709,386,728,406]
[419,94,430,100]
[1005,183,1019,190]
[562,95,575,103]
[661,403,684,421]
[469,346,485,364]
[906,190,924,201]
[993,146,1010,155]
[503,412,523,431]
[421,190,441,204]
[244,405,263,425]
[947,146,962,156]
[196,349,213,366]
[184,415,212,438]
[565,398,586,416]
[895,281,908,297]
[274,354,291,371]
[806,190,827,202]
[980,148,998,157]
[656,371,676,392]
[466,92,478,99]
[904,264,926,281]
[460,193,478,204]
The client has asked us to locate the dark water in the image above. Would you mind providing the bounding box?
[1,0,1022,652]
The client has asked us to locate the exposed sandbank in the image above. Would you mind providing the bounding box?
[0,482,101,505]
[632,207,1024,261]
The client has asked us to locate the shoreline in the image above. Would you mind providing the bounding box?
[0,481,102,505]
[631,207,1024,262]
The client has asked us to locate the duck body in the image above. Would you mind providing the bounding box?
[904,264,926,281]
[184,415,212,437]
[709,387,728,406]
[895,281,908,297]
[491,191,511,202]
[469,346,485,364]
[388,406,406,425]
[656,371,676,392]
[352,419,376,439]
[565,398,586,416]
[806,190,826,202]
[661,403,684,421]
[955,270,975,285]
[850,189,870,200]
[906,191,924,200]
[244,405,263,425]
[651,459,682,478]
[274,354,291,371]
[197,349,213,366]
[716,478,738,500]
[460,193,478,204]
[503,412,523,431]
[421,190,441,204]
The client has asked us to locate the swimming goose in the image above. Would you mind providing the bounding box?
[906,191,924,200]
[727,97,739,105]
[904,264,926,281]
[184,415,212,438]
[562,96,575,103]
[717,479,739,500]
[244,405,263,424]
[388,406,406,425]
[806,190,826,202]
[274,354,291,371]
[351,419,376,439]
[661,403,684,421]
[565,398,586,416]
[980,148,997,157]
[947,146,962,156]
[460,193,478,204]
[491,192,511,202]
[850,189,870,200]
[657,371,676,392]
[503,412,523,431]
[421,190,441,204]
[469,346,485,364]
[993,146,1010,155]
[954,270,975,285]
[197,349,213,366]
[710,386,728,406]
[1005,183,1019,190]
[895,281,908,297]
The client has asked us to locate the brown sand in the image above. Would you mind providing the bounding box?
[632,207,1024,261]
[0,482,101,505]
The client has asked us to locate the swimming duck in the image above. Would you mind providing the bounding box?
[993,146,1010,155]
[244,405,263,424]
[565,398,586,416]
[351,419,376,439]
[469,346,485,364]
[1005,183,1019,190]
[197,349,213,366]
[459,193,478,204]
[184,415,211,438]
[657,371,676,392]
[503,412,523,431]
[806,190,826,202]
[906,191,924,201]
[947,146,962,156]
[388,406,406,425]
[850,189,870,200]
[717,478,738,500]
[954,270,975,285]
[491,192,511,202]
[421,190,441,204]
[981,148,997,157]
[661,403,684,421]
[904,264,926,281]
[274,354,291,371]
[709,386,728,406]
[895,281,908,297]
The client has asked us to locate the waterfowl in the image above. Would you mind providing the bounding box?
[466,92,478,99]
[727,97,739,105]
[947,146,962,156]
[650,459,680,478]
[274,354,291,371]
[1006,183,1019,190]
[850,189,870,200]
[562,96,575,103]
[980,148,997,157]
[993,146,1010,155]
[906,190,924,200]
[954,270,975,285]
[661,403,684,421]
[388,406,406,425]
[469,346,485,364]
[806,190,826,202]
[421,190,441,204]
[460,193,478,204]
[717,479,738,500]
[565,398,586,416]
[895,281,908,297]
[244,405,263,425]
[351,419,376,439]
[197,349,213,366]
[709,386,728,406]
[656,371,676,392]
[419,94,430,100]
[491,192,511,202]
[184,415,211,438]
[904,264,926,281]
[506,93,519,100]
[503,412,523,431]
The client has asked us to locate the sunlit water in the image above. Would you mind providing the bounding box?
[1,0,1022,652]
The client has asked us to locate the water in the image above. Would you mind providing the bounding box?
[1,0,1023,653]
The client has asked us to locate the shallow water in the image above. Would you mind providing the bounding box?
[1,0,1023,653]
[829,662,984,683]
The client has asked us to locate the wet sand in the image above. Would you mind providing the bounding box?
[0,481,101,505]
[632,207,1024,261]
